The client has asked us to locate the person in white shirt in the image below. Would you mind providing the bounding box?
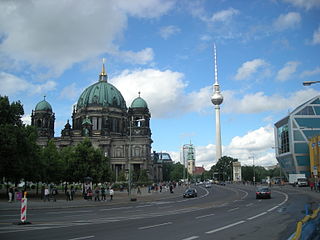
[109,188,114,201]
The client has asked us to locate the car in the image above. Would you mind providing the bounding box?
[297,178,308,187]
[183,188,197,198]
[218,181,226,186]
[256,187,271,199]
[205,182,212,188]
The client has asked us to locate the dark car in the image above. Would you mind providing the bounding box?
[256,187,271,199]
[183,188,197,198]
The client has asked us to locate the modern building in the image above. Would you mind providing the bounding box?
[211,44,223,162]
[31,62,156,181]
[274,95,320,178]
[309,136,320,177]
[232,162,242,182]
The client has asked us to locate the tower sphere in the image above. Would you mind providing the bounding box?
[211,91,223,105]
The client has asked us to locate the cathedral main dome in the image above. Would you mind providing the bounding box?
[76,65,127,110]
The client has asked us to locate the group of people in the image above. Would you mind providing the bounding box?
[309,180,320,191]
[84,186,114,201]
[41,185,59,202]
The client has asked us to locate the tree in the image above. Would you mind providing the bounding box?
[170,163,185,181]
[211,156,238,181]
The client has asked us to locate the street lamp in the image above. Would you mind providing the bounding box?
[249,156,255,185]
[128,117,145,201]
[303,81,320,86]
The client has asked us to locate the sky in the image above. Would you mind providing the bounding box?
[1,0,320,170]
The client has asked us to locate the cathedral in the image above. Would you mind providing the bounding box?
[31,62,156,181]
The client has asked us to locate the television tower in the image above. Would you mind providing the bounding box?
[211,44,223,161]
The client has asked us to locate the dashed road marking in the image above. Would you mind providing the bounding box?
[138,222,172,230]
[206,220,246,234]
[196,213,215,219]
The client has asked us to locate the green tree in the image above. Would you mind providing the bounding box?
[170,163,185,181]
[212,156,238,181]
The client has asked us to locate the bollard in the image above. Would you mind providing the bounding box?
[16,192,31,225]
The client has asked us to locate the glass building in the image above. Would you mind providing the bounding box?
[274,95,320,178]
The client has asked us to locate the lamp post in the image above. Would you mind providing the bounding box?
[249,156,255,185]
[128,117,144,201]
[303,81,320,86]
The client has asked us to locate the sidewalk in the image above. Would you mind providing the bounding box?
[0,186,186,211]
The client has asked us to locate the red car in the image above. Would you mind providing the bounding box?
[256,187,271,199]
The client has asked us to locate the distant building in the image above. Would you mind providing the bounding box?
[194,166,205,176]
[274,95,320,178]
[232,162,241,182]
[151,152,173,182]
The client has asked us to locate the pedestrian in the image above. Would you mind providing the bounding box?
[70,186,75,201]
[41,185,45,200]
[137,186,141,195]
[101,187,106,201]
[170,185,173,193]
[66,187,71,201]
[8,187,14,203]
[86,187,93,200]
[160,185,162,192]
[94,186,100,201]
[109,188,114,201]
[51,186,58,202]
[44,186,50,201]
[310,181,315,191]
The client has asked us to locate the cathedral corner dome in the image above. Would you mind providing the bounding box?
[131,93,148,108]
[35,97,52,111]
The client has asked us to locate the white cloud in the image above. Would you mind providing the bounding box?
[200,35,212,41]
[311,26,320,45]
[276,61,300,81]
[22,114,31,126]
[111,69,187,118]
[0,71,56,96]
[273,12,301,31]
[300,66,320,78]
[210,8,239,22]
[223,88,320,114]
[60,83,81,101]
[235,59,268,80]
[283,0,320,10]
[0,0,172,77]
[116,48,154,65]
[159,25,181,39]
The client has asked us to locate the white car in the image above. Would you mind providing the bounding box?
[205,182,212,188]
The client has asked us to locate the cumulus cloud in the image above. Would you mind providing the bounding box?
[0,0,173,77]
[235,59,268,80]
[273,12,301,31]
[223,88,320,114]
[210,8,239,22]
[276,61,300,81]
[168,125,277,169]
[116,48,154,65]
[283,0,320,10]
[22,114,31,126]
[311,26,320,45]
[0,71,56,96]
[159,25,181,39]
[300,66,320,78]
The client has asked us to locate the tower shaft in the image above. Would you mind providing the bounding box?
[215,105,222,160]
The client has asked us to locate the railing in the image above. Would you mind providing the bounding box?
[288,208,320,240]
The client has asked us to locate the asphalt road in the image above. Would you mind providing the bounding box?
[0,184,319,240]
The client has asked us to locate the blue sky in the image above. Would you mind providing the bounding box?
[1,0,320,169]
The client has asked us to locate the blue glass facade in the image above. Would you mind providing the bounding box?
[274,95,320,178]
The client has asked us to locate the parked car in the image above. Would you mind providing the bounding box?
[205,182,212,188]
[183,188,197,198]
[256,187,271,199]
[297,178,308,187]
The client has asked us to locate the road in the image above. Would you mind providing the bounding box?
[0,184,319,240]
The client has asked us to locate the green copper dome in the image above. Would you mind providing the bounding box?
[131,96,148,108]
[77,81,127,110]
[35,99,52,111]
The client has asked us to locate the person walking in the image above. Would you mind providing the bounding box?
[44,186,50,201]
[109,188,114,201]
[101,187,106,201]
[8,187,14,203]
[51,186,58,202]
[94,186,100,201]
[137,186,141,195]
[70,186,75,201]
[66,187,71,201]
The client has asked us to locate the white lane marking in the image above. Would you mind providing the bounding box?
[267,206,279,212]
[228,207,239,212]
[125,210,143,213]
[67,236,95,240]
[247,212,267,220]
[196,213,215,219]
[206,220,246,234]
[47,210,92,214]
[181,236,199,240]
[136,204,152,208]
[138,222,172,230]
[100,206,133,211]
[246,203,254,207]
